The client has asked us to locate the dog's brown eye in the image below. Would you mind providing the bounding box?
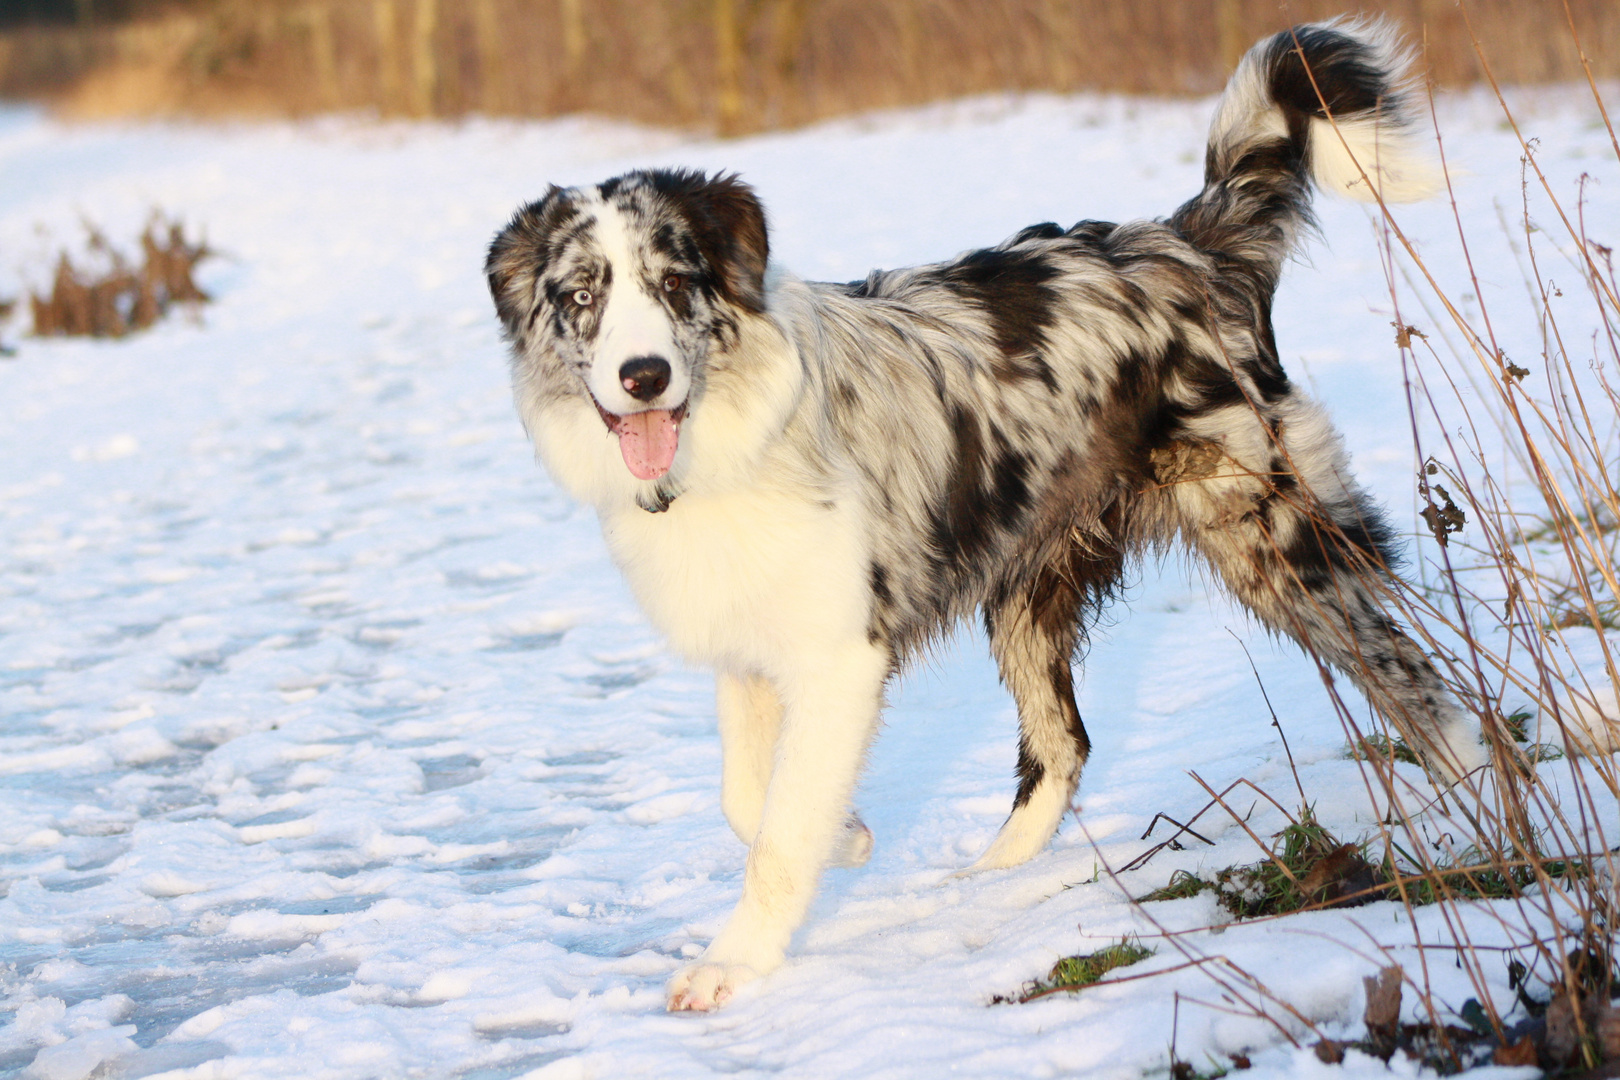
[662,274,685,294]
[573,289,593,307]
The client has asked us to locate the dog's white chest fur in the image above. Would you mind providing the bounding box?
[599,484,870,672]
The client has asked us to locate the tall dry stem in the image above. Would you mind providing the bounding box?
[1331,21,1620,1049]
[7,1,1620,132]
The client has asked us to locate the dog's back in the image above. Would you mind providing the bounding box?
[774,21,1440,669]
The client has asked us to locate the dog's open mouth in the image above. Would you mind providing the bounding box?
[594,399,687,481]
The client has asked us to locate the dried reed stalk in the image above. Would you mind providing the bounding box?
[3,0,1616,133]
[1118,17,1620,1064]
[30,216,211,340]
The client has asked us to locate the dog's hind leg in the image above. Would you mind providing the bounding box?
[717,672,872,866]
[1170,397,1485,780]
[969,548,1103,872]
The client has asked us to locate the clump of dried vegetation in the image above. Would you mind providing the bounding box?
[1137,808,1384,917]
[29,214,211,339]
[0,294,16,356]
[0,1,1617,135]
[1001,10,1620,1076]
[992,937,1155,1004]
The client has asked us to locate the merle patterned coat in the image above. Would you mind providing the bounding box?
[487,20,1483,1012]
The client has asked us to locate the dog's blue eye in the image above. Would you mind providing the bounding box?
[573,289,593,307]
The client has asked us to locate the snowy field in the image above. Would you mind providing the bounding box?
[1,84,1616,1079]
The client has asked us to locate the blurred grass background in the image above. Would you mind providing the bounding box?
[1,0,1615,133]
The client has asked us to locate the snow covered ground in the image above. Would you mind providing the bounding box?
[0,84,1615,1079]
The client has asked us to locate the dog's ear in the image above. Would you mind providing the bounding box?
[487,185,574,339]
[651,170,770,314]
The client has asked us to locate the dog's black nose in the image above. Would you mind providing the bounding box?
[619,356,671,402]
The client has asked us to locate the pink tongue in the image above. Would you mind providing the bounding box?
[616,409,681,480]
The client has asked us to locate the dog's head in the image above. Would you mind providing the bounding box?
[488,169,776,506]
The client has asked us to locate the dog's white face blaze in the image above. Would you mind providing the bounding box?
[491,176,802,512]
[584,198,692,417]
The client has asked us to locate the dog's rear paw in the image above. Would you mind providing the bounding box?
[666,962,759,1012]
[831,815,873,868]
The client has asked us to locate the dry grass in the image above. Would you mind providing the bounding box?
[1100,19,1620,1067]
[2,1,1619,134]
[971,13,1620,1072]
[1362,29,1620,1060]
[30,214,211,339]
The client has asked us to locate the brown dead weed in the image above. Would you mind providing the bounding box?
[30,215,211,339]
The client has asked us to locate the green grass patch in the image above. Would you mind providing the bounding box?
[1169,1058,1244,1080]
[1384,844,1591,905]
[1138,816,1594,916]
[1548,601,1620,631]
[1347,733,1421,765]
[995,938,1154,1003]
[1137,868,1209,903]
[1212,809,1381,917]
[1523,742,1564,762]
[1501,706,1535,743]
[1494,706,1565,766]
[1137,808,1381,917]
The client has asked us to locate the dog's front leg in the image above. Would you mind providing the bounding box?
[717,670,875,865]
[668,641,889,1012]
[716,671,782,847]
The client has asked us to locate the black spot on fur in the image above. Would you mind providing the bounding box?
[1267,455,1298,496]
[937,247,1060,369]
[1266,25,1394,121]
[648,222,702,272]
[991,353,1058,393]
[928,408,1033,580]
[1245,294,1291,400]
[650,222,678,256]
[1265,491,1401,609]
[867,563,895,645]
[1011,739,1044,808]
[914,341,949,404]
[709,311,741,351]
[1013,222,1065,244]
[486,186,578,338]
[870,562,892,604]
[645,169,770,313]
[637,484,676,514]
[1180,353,1252,413]
[988,440,1033,532]
[1066,219,1116,244]
[932,407,989,568]
[1052,657,1088,754]
[1169,295,1205,325]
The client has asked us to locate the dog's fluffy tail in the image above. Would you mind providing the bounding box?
[1171,20,1436,279]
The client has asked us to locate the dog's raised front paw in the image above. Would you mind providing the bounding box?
[666,962,759,1012]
